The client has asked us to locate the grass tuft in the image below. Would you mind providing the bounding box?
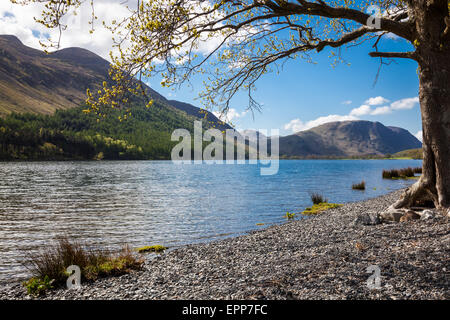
[135,245,167,253]
[310,192,327,205]
[301,203,343,215]
[383,167,422,179]
[22,237,143,295]
[23,276,54,296]
[285,211,296,219]
[352,181,366,190]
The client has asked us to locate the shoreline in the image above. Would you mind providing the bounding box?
[0,158,422,162]
[1,189,448,300]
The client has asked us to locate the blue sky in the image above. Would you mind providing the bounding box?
[0,1,422,140]
[156,36,422,138]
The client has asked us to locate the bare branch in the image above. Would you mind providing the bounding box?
[262,0,414,41]
[315,26,374,53]
[369,51,417,60]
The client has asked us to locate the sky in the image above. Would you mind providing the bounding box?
[0,0,423,140]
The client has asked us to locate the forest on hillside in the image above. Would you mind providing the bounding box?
[0,103,199,161]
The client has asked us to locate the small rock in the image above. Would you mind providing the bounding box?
[420,209,436,220]
[380,208,404,222]
[353,213,380,226]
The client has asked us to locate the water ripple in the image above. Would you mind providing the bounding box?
[0,159,421,283]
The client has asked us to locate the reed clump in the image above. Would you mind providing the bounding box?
[382,167,422,179]
[310,192,328,205]
[352,181,366,190]
[23,237,143,295]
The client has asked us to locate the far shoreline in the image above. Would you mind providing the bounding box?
[0,157,423,162]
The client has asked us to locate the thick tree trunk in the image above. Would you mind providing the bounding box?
[392,0,450,215]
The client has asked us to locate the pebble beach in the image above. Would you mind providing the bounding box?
[1,189,449,300]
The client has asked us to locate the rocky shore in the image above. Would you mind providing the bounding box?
[1,189,448,300]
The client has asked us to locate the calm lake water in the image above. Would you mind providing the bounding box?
[0,159,421,283]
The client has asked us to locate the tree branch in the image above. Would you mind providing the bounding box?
[315,26,373,53]
[369,51,417,60]
[262,0,414,41]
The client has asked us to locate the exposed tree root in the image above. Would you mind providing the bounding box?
[380,178,450,222]
[392,178,435,209]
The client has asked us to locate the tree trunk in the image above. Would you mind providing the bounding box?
[392,0,450,215]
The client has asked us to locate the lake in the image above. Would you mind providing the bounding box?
[0,159,422,283]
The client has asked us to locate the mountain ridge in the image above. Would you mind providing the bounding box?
[278,120,422,157]
[0,34,421,158]
[0,34,232,131]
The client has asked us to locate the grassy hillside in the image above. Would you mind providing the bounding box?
[0,35,106,115]
[389,148,423,159]
[0,34,231,131]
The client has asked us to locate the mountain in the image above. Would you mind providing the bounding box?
[239,129,267,142]
[167,99,230,132]
[0,35,421,160]
[0,34,232,131]
[0,34,238,160]
[278,121,422,158]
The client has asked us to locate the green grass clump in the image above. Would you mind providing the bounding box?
[310,192,327,205]
[23,237,143,295]
[301,203,343,215]
[23,276,54,296]
[135,245,167,253]
[285,211,296,219]
[352,181,366,190]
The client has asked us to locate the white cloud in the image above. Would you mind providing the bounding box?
[284,115,358,133]
[284,119,305,133]
[415,130,423,142]
[390,97,420,110]
[341,100,352,105]
[0,0,131,60]
[385,32,400,40]
[213,108,248,122]
[350,105,371,116]
[370,106,391,115]
[0,0,253,68]
[348,96,418,117]
[304,115,359,131]
[365,96,390,106]
[284,95,420,134]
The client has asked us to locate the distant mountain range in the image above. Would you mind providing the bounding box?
[277,121,422,158]
[0,34,421,159]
